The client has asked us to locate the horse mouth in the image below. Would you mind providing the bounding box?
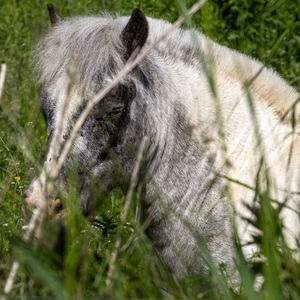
[22,197,64,219]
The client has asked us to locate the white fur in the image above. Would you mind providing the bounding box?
[143,18,300,256]
[31,14,300,261]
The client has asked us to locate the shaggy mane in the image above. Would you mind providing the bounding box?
[35,13,299,122]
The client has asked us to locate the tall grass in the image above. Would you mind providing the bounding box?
[0,0,300,299]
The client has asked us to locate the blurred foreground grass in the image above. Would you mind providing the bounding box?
[0,0,299,298]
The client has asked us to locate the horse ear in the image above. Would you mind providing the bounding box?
[47,3,63,26]
[121,8,149,60]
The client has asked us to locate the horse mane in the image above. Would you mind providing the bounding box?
[145,17,300,124]
[211,42,300,124]
[35,13,299,124]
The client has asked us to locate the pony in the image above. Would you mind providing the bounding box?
[24,4,300,283]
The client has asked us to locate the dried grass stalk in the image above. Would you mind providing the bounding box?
[0,64,7,101]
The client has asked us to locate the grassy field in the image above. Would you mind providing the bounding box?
[0,0,300,298]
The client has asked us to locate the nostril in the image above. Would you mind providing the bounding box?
[23,190,28,199]
[23,184,35,207]
[23,183,34,199]
[22,189,33,206]
[23,187,32,199]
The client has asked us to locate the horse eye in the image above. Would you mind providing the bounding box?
[95,106,123,121]
[110,106,124,115]
[105,108,123,120]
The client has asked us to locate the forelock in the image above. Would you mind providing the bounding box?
[35,13,129,98]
